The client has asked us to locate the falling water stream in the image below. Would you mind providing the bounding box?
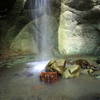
[34,0,54,60]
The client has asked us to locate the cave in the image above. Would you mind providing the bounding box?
[0,0,100,100]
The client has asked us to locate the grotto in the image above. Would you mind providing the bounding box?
[0,0,100,100]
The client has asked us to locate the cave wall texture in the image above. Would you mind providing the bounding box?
[0,0,30,49]
[58,0,100,56]
[0,0,61,55]
[0,0,100,56]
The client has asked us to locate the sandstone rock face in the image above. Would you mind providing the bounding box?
[58,0,100,55]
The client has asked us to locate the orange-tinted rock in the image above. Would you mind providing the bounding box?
[40,72,59,83]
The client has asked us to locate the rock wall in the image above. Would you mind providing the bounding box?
[0,0,60,55]
[10,15,58,55]
[9,0,60,54]
[0,0,29,49]
[58,0,100,56]
[10,21,38,54]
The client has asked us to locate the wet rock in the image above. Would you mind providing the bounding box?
[74,59,90,69]
[58,13,99,55]
[64,0,93,11]
[74,59,97,71]
[6,16,30,45]
[0,0,30,48]
[58,0,100,56]
[89,64,98,71]
[10,14,58,55]
[46,59,66,74]
[81,69,94,75]
[10,21,38,54]
[45,59,99,78]
[95,75,100,79]
[62,64,81,78]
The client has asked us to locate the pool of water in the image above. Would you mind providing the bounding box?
[0,60,100,100]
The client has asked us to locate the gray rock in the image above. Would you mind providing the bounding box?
[58,0,100,56]
[62,0,93,11]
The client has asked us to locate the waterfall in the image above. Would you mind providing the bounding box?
[34,0,54,60]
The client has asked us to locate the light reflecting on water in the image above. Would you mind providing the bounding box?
[27,60,49,74]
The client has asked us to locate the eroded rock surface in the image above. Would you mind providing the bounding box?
[10,15,58,55]
[46,59,66,74]
[58,0,100,55]
[46,59,100,79]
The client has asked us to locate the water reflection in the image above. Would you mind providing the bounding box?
[26,60,49,74]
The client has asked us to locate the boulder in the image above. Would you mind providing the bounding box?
[58,1,100,55]
[45,59,98,78]
[46,59,66,74]
[62,0,93,11]
[62,64,81,78]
